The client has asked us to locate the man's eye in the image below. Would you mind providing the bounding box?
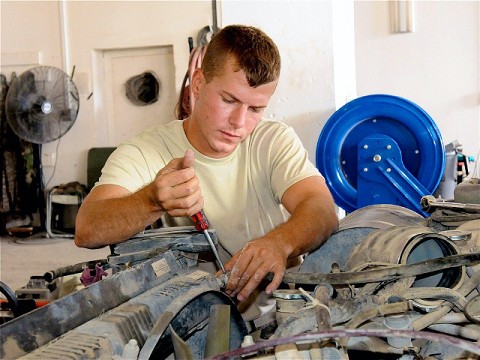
[250,107,261,114]
[222,97,235,104]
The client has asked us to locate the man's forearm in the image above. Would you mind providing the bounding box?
[75,186,163,248]
[266,194,339,260]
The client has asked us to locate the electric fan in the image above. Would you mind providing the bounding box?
[4,66,79,231]
[5,66,79,144]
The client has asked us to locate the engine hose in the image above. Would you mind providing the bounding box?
[410,312,468,324]
[465,294,480,324]
[467,266,480,293]
[428,323,480,341]
[344,301,412,330]
[0,281,18,317]
[278,252,480,285]
[43,259,108,283]
[413,266,480,331]
[395,287,468,310]
[338,301,412,348]
[209,328,480,359]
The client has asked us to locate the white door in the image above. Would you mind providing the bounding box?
[103,46,176,145]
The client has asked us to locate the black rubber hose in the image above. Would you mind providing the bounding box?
[0,281,19,317]
[43,259,108,283]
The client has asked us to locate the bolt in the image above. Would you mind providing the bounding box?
[363,145,369,149]
[415,150,419,154]
[372,119,377,123]
[373,154,382,162]
[341,160,346,165]
[386,168,391,172]
[386,145,392,150]
[363,168,368,172]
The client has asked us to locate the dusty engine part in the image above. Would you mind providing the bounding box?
[344,225,466,309]
[300,204,425,273]
[2,207,480,359]
[0,244,246,359]
[455,177,480,204]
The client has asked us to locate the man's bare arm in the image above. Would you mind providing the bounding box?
[223,176,339,300]
[75,150,203,249]
[75,184,161,248]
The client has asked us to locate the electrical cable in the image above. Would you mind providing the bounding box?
[44,138,61,189]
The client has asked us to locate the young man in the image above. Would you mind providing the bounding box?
[75,25,338,302]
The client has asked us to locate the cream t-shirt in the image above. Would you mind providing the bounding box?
[97,119,321,258]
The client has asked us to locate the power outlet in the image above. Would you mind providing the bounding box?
[42,152,56,167]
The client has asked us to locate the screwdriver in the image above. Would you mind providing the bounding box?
[191,210,226,275]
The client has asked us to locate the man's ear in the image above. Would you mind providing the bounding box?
[191,68,205,99]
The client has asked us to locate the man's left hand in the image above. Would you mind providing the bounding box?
[219,238,287,301]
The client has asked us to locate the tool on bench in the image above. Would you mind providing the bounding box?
[191,210,227,275]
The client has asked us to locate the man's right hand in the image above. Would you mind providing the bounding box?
[151,150,204,217]
[75,150,203,248]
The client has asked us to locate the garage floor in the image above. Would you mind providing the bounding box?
[0,232,110,294]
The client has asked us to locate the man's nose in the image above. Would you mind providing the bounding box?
[229,105,248,127]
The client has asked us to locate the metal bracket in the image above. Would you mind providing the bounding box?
[357,134,429,215]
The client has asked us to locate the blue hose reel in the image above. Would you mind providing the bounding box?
[316,94,445,216]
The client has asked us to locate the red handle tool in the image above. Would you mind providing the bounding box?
[191,210,226,274]
[191,209,210,232]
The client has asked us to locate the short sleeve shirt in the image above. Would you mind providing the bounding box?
[98,119,322,257]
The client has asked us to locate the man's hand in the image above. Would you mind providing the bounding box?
[152,150,204,217]
[220,237,287,301]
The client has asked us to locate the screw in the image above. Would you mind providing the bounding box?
[415,150,419,154]
[386,168,391,172]
[363,168,368,172]
[373,155,382,162]
[363,145,369,149]
[386,145,392,150]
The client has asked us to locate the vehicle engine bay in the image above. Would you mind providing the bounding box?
[1,198,480,359]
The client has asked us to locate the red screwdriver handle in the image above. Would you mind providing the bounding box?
[191,209,210,232]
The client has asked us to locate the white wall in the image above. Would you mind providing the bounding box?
[1,1,212,189]
[221,0,356,162]
[1,0,478,195]
[355,1,479,159]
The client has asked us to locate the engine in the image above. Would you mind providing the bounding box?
[1,201,479,359]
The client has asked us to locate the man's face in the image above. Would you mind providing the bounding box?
[188,59,278,158]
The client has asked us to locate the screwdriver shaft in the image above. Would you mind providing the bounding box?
[203,229,226,275]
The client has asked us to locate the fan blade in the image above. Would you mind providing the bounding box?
[5,66,79,144]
